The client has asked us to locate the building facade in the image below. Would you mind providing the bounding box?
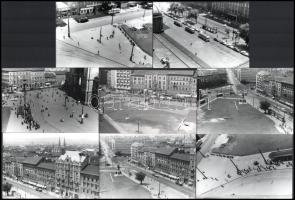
[55,151,87,198]
[211,2,249,20]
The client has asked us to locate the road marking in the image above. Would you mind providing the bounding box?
[234,101,239,111]
[110,173,114,183]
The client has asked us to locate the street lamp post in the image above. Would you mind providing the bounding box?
[81,101,84,124]
[111,6,114,25]
[67,13,71,38]
[129,42,135,62]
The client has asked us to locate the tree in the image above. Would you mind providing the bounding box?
[135,172,146,184]
[260,101,271,114]
[115,150,122,157]
[3,182,12,196]
[187,9,198,22]
[239,23,249,47]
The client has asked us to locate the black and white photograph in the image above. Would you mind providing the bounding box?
[56,1,153,68]
[2,68,99,133]
[153,2,249,68]
[98,69,197,134]
[2,133,99,199]
[197,68,293,135]
[99,134,196,198]
[196,134,293,198]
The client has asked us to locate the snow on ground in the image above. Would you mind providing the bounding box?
[210,134,229,149]
[197,148,293,197]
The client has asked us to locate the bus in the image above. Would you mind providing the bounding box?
[185,26,195,34]
[174,20,182,27]
[108,8,121,15]
[198,32,210,42]
[202,25,217,34]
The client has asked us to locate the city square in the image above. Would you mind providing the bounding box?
[196,134,293,198]
[153,2,249,68]
[99,70,197,134]
[56,2,152,68]
[2,68,99,133]
[99,134,196,198]
[197,68,293,135]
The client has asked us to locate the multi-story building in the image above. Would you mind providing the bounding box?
[64,68,99,104]
[234,68,262,85]
[107,70,117,89]
[130,70,197,96]
[22,156,44,183]
[211,2,249,21]
[116,70,132,91]
[256,71,272,95]
[280,79,293,105]
[197,69,228,90]
[55,151,87,198]
[35,162,55,191]
[2,68,45,91]
[79,164,100,198]
[130,142,144,163]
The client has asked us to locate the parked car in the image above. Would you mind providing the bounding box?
[234,47,241,53]
[35,187,42,192]
[240,50,249,57]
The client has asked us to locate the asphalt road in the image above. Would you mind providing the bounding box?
[68,9,152,33]
[5,178,57,199]
[100,171,152,199]
[122,162,195,198]
[153,33,202,68]
[162,15,249,68]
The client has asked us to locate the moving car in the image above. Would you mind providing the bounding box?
[76,16,88,23]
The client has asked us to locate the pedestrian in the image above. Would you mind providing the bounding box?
[97,50,100,55]
[78,41,79,46]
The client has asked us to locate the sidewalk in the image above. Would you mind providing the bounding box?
[121,168,189,199]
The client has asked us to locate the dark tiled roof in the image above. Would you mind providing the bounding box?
[155,147,176,156]
[37,162,55,171]
[198,69,226,77]
[170,153,191,162]
[131,70,195,77]
[81,164,99,177]
[2,68,45,72]
[15,157,26,163]
[22,156,43,166]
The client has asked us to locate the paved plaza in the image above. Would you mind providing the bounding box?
[100,93,196,134]
[2,87,98,133]
[197,97,281,135]
[56,9,152,68]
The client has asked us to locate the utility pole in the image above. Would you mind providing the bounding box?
[258,149,268,165]
[99,27,102,43]
[129,42,135,62]
[67,13,71,38]
[111,7,114,25]
[229,158,241,174]
[196,166,207,179]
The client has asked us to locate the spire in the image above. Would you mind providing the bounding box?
[58,137,61,147]
[64,138,66,147]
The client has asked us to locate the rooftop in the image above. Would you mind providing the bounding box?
[131,70,196,77]
[170,153,191,162]
[81,164,100,177]
[155,147,176,156]
[37,162,55,171]
[58,151,86,163]
[22,156,43,166]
